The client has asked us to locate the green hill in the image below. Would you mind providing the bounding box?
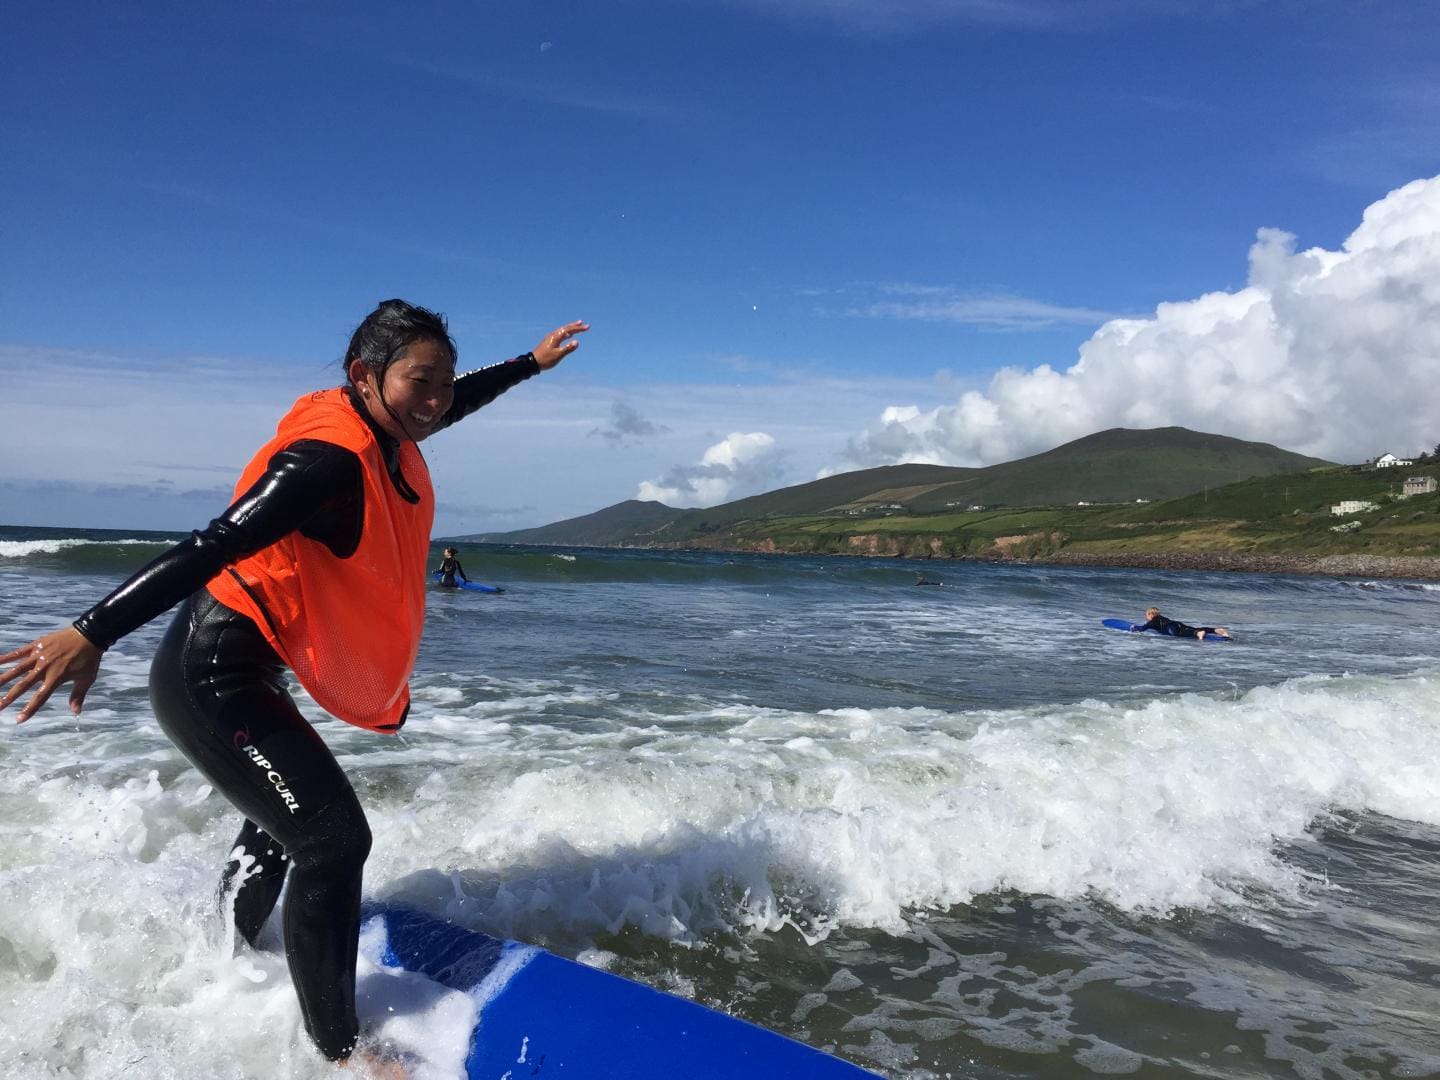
[700,461,1440,563]
[902,427,1333,510]
[463,427,1334,547]
[461,499,686,546]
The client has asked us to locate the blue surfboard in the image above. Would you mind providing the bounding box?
[1102,617,1230,641]
[432,571,504,594]
[364,906,879,1079]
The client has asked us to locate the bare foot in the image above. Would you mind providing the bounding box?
[343,1048,410,1080]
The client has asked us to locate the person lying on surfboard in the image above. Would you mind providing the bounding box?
[0,300,587,1075]
[1136,607,1231,641]
[435,547,469,588]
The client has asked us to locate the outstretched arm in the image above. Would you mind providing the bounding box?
[0,441,358,723]
[433,321,589,433]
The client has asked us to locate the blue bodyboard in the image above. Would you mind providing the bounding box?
[1102,617,1229,641]
[365,906,879,1079]
[432,571,503,593]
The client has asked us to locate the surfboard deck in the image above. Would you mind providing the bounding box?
[363,905,879,1079]
[431,571,504,593]
[1102,617,1230,641]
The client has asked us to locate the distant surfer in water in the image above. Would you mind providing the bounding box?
[435,546,468,588]
[1136,607,1231,641]
[915,572,942,586]
[0,300,587,1075]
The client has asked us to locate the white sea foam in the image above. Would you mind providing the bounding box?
[4,658,1438,1076]
[6,535,1439,1077]
[354,918,481,1080]
[1340,578,1440,593]
[0,538,158,558]
[365,669,1440,949]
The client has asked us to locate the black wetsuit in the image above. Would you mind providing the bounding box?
[1137,614,1218,639]
[71,356,537,1060]
[436,555,467,587]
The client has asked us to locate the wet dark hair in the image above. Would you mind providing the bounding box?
[343,299,457,385]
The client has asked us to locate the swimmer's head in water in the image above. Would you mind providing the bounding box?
[1145,607,1160,620]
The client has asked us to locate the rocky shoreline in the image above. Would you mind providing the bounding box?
[694,534,1440,580]
[701,531,1440,580]
[1021,549,1440,580]
[516,533,1440,581]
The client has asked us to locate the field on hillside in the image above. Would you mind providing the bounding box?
[692,463,1440,559]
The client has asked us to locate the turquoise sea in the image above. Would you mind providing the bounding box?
[1,523,1438,1078]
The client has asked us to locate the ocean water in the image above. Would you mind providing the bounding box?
[1,524,1438,1079]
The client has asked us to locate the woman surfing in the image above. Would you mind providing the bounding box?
[0,300,587,1074]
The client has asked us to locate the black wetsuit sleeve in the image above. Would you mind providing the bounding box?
[73,442,362,651]
[453,558,467,581]
[431,355,541,434]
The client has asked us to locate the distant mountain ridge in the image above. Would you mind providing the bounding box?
[454,427,1333,547]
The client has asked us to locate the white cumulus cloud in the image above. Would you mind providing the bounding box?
[637,432,782,507]
[842,175,1440,469]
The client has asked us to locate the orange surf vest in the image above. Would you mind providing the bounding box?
[207,388,434,733]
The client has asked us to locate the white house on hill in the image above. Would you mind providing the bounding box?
[1331,500,1379,516]
[1404,476,1438,496]
[1373,452,1415,469]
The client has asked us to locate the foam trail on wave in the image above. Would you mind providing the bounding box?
[377,670,1440,946]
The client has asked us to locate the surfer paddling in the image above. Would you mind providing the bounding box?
[0,301,587,1073]
[1134,607,1231,641]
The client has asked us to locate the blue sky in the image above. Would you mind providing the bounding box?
[4,1,1440,533]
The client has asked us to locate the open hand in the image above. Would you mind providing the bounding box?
[531,321,589,370]
[0,626,102,723]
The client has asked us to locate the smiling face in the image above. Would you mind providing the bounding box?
[349,338,456,443]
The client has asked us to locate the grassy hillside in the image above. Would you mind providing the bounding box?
[456,499,685,546]
[455,465,971,545]
[903,427,1333,511]
[1118,463,1408,522]
[472,427,1334,547]
[716,427,1331,519]
[689,463,971,522]
[693,462,1440,561]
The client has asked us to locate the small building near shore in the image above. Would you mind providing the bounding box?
[1331,500,1379,516]
[1403,476,1437,496]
